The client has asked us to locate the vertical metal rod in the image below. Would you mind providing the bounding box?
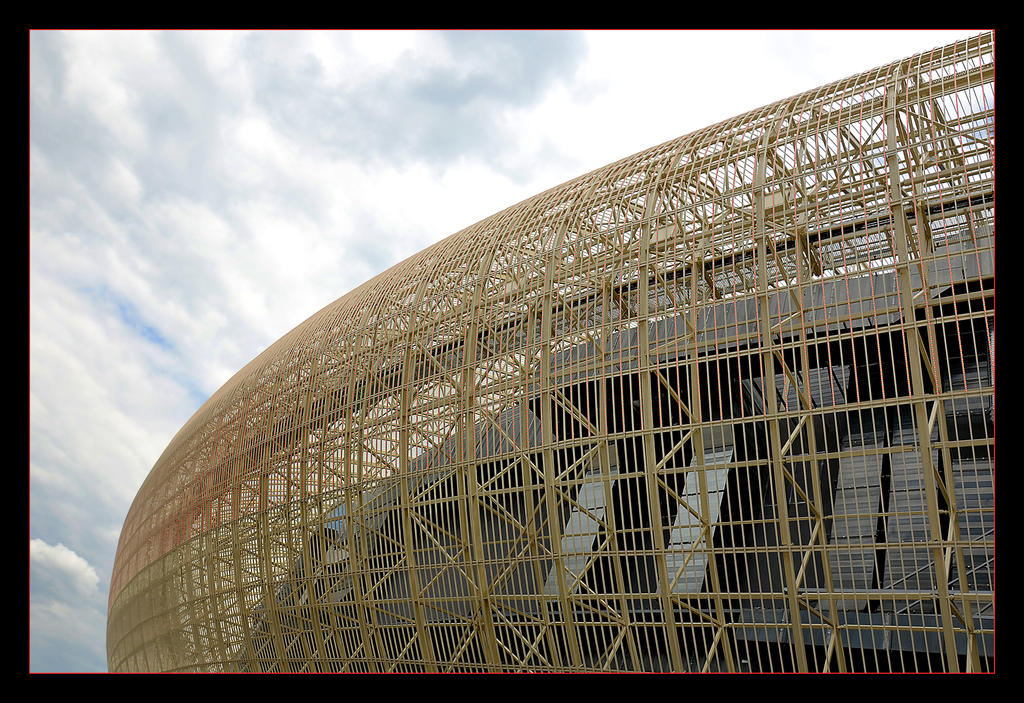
[755,116,810,672]
[540,219,585,669]
[638,182,687,672]
[885,67,960,672]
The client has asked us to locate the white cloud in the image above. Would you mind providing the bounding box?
[30,539,101,598]
[58,31,154,153]
[31,595,109,673]
[29,539,110,672]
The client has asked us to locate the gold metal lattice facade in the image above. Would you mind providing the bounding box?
[107,33,995,673]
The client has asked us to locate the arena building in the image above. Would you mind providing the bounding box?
[107,32,994,672]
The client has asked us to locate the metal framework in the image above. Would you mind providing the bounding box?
[107,33,994,672]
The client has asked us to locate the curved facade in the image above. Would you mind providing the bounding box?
[107,33,995,672]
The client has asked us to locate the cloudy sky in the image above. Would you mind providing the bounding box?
[29,29,983,672]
